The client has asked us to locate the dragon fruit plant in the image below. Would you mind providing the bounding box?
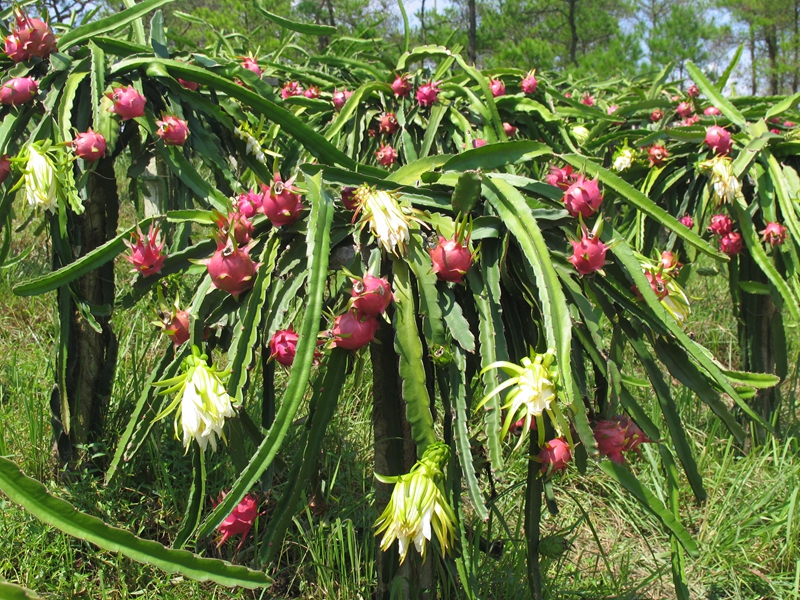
[0,8,794,600]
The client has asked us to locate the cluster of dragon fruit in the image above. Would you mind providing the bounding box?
[1,6,795,560]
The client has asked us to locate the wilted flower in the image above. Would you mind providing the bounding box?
[477,348,563,448]
[613,147,635,172]
[24,142,58,213]
[353,185,416,255]
[153,346,236,452]
[233,127,267,164]
[374,442,456,564]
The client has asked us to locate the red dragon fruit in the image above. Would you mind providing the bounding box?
[213,492,259,550]
[341,186,358,210]
[719,231,743,256]
[4,11,56,62]
[705,125,732,155]
[331,310,380,350]
[332,88,352,111]
[679,215,694,228]
[164,310,191,346]
[206,239,257,299]
[547,164,576,190]
[562,176,603,218]
[391,73,412,97]
[125,225,166,277]
[107,86,146,120]
[761,222,788,246]
[156,115,189,146]
[375,144,397,166]
[592,420,627,463]
[0,155,10,184]
[237,190,263,219]
[569,230,608,276]
[580,92,595,106]
[0,77,38,105]
[704,106,722,116]
[647,144,669,167]
[539,438,572,474]
[269,328,300,366]
[503,122,518,137]
[681,115,700,127]
[379,112,399,135]
[416,81,440,108]
[281,81,302,100]
[429,236,472,283]
[650,109,663,122]
[72,130,107,162]
[178,78,199,91]
[351,275,393,316]
[615,415,650,455]
[521,71,538,95]
[304,86,320,99]
[241,57,262,76]
[633,270,669,301]
[676,101,693,118]
[660,251,682,273]
[261,174,304,227]
[472,139,487,149]
[687,84,700,97]
[489,78,506,97]
[218,210,253,245]
[708,213,733,236]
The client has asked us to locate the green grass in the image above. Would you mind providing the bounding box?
[1,245,799,599]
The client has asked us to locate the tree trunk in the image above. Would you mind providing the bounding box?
[766,25,780,94]
[468,0,476,64]
[421,0,427,45]
[568,0,579,66]
[750,26,757,95]
[53,157,119,467]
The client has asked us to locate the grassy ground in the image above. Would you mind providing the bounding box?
[1,245,799,599]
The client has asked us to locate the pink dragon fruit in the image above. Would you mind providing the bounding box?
[206,240,257,299]
[676,101,693,119]
[614,415,650,455]
[4,11,56,62]
[521,71,538,95]
[241,57,262,76]
[719,231,743,256]
[785,121,796,127]
[219,210,253,245]
[539,438,572,474]
[416,81,440,108]
[341,186,358,210]
[489,78,506,97]
[503,122,518,137]
[72,130,107,162]
[679,215,694,228]
[332,88,352,111]
[660,251,682,273]
[331,310,380,350]
[761,222,787,246]
[562,176,603,218]
[379,112,399,135]
[569,231,608,276]
[681,115,700,127]
[429,236,472,283]
[472,139,487,149]
[607,105,619,115]
[107,86,146,120]
[351,275,393,316]
[125,225,166,277]
[164,310,190,346]
[650,109,663,122]
[633,270,669,300]
[281,81,302,99]
[547,165,576,190]
[592,420,627,463]
[375,144,397,166]
[236,190,263,219]
[708,213,733,236]
[269,328,300,366]
[391,73,412,97]
[705,125,732,155]
[581,92,595,106]
[156,115,190,146]
[647,143,669,166]
[687,84,700,97]
[0,77,38,105]
[213,492,259,550]
[261,175,304,227]
[178,78,199,91]
[0,155,10,184]
[704,106,722,116]
[304,86,320,99]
